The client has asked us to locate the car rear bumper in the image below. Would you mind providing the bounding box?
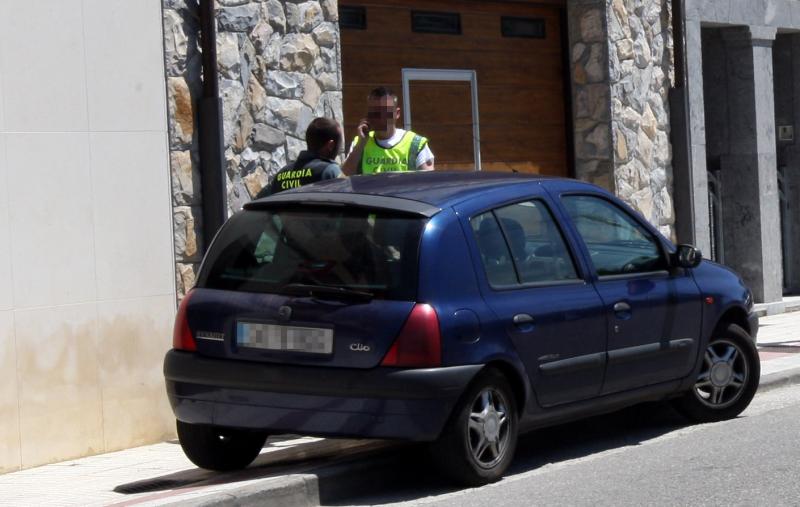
[164,350,482,441]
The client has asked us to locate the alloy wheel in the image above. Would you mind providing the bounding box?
[693,339,749,409]
[467,387,511,469]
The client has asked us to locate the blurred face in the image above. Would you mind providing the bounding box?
[366,96,400,136]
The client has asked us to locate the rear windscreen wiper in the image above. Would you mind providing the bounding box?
[279,283,374,301]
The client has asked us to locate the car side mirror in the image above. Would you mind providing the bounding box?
[674,244,702,269]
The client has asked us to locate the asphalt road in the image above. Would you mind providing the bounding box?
[331,385,800,507]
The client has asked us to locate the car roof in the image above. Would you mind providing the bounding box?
[249,172,599,212]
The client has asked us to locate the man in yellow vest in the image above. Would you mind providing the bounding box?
[343,87,434,175]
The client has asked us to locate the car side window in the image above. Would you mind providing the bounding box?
[493,201,579,283]
[470,212,518,286]
[561,195,667,276]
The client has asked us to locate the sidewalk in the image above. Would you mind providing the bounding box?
[753,310,800,384]
[752,294,800,317]
[1,312,799,507]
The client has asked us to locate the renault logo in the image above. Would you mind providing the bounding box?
[278,306,292,322]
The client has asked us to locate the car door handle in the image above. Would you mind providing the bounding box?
[513,313,535,326]
[613,301,631,313]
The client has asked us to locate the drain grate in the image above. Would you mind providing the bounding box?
[114,478,198,494]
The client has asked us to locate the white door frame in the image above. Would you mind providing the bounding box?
[401,68,481,171]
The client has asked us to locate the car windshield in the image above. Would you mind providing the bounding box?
[199,206,426,300]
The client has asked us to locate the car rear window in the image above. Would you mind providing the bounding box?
[199,206,426,300]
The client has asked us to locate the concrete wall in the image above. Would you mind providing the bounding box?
[0,0,176,472]
[682,0,799,303]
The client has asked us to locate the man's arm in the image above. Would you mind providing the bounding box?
[342,119,370,175]
[415,143,435,171]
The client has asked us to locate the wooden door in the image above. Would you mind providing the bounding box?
[408,79,475,170]
[340,0,570,176]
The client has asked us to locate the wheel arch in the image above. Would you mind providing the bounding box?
[483,360,528,416]
[713,305,752,339]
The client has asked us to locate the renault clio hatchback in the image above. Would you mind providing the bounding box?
[164,172,759,485]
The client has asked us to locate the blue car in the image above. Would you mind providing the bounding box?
[164,172,759,485]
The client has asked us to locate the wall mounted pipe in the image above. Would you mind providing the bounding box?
[197,0,227,250]
[669,0,697,246]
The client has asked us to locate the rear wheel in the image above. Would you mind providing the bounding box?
[430,369,518,486]
[673,323,760,423]
[176,420,267,471]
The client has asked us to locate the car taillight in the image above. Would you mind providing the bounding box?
[381,304,441,368]
[172,290,196,351]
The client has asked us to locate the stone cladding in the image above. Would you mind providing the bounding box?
[162,0,343,297]
[569,0,675,238]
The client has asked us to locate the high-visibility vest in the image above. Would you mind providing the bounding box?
[354,131,428,174]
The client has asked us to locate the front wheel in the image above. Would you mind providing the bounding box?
[673,323,760,423]
[429,369,518,486]
[177,420,268,471]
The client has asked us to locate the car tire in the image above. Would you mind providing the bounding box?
[176,420,267,471]
[429,368,518,487]
[672,323,760,423]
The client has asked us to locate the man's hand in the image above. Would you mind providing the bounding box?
[356,118,370,140]
[343,121,370,176]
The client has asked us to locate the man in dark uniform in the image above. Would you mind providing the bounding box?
[255,117,344,198]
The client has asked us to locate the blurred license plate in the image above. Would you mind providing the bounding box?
[236,322,333,354]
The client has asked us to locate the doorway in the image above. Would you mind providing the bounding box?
[401,68,480,171]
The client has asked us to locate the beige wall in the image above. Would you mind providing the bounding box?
[0,0,176,472]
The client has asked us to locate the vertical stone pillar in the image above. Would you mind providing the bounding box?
[606,0,675,238]
[566,0,676,238]
[679,18,712,255]
[720,26,782,303]
[567,0,614,190]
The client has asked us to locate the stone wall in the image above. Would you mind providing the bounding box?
[608,0,674,238]
[568,0,615,191]
[164,0,204,299]
[163,0,343,298]
[569,0,675,238]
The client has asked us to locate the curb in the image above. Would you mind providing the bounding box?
[753,300,800,317]
[758,366,800,393]
[165,445,414,507]
[169,475,320,507]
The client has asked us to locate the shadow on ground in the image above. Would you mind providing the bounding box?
[112,435,396,496]
[112,402,690,505]
[324,401,690,506]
